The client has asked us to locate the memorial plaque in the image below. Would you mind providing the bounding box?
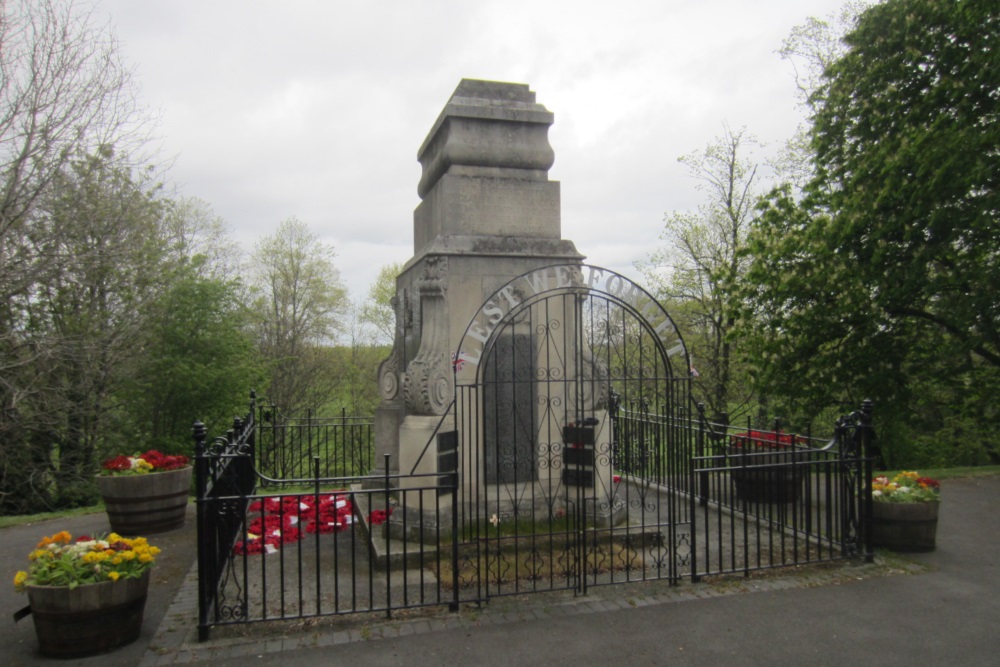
[484,332,536,483]
[563,468,594,487]
[563,446,595,467]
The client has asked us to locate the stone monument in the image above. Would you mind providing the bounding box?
[373,79,584,491]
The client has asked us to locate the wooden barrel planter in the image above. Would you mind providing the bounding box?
[871,501,939,552]
[26,571,150,658]
[96,466,193,535]
[729,448,808,504]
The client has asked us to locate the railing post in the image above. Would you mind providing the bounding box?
[192,420,212,642]
[313,456,322,615]
[450,465,460,611]
[690,403,706,582]
[695,402,708,507]
[248,390,257,468]
[341,407,348,476]
[859,399,875,563]
[383,453,392,618]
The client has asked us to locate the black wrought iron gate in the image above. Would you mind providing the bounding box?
[450,264,694,597]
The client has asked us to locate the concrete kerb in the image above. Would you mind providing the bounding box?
[143,550,912,665]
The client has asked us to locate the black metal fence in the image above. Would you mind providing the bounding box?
[193,398,258,641]
[194,395,465,640]
[254,403,374,482]
[194,393,874,639]
[612,401,875,578]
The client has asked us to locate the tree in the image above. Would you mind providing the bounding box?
[741,0,1000,465]
[772,1,868,188]
[0,145,169,511]
[162,196,244,280]
[251,216,348,415]
[0,0,158,512]
[639,126,764,422]
[122,263,264,453]
[359,261,402,346]
[334,301,389,415]
[1,0,153,297]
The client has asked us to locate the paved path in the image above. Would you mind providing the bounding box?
[4,476,998,666]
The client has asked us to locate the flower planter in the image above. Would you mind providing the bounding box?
[871,501,939,552]
[26,570,150,658]
[728,447,808,504]
[96,466,193,535]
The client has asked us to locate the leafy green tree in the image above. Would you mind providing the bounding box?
[162,196,244,280]
[251,216,349,415]
[773,1,868,188]
[359,262,402,346]
[0,146,169,511]
[814,0,999,367]
[0,0,157,513]
[122,263,264,454]
[639,126,764,422]
[741,0,1000,465]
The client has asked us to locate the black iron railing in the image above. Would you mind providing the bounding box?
[193,393,258,641]
[255,403,374,483]
[609,400,874,578]
[194,394,460,640]
[686,401,874,578]
[194,392,874,639]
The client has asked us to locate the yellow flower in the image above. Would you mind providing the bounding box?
[13,571,28,591]
[107,571,121,582]
[82,551,109,564]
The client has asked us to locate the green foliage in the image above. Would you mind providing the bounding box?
[0,147,170,514]
[117,263,265,456]
[739,0,1000,467]
[812,0,1000,370]
[640,126,764,421]
[251,217,349,416]
[359,262,402,345]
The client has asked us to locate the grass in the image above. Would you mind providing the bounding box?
[0,502,106,529]
[436,531,661,589]
[880,465,1000,480]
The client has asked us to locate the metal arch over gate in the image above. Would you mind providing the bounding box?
[450,263,695,597]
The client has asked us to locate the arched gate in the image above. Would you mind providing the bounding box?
[450,264,694,597]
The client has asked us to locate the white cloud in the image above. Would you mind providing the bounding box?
[100,0,859,301]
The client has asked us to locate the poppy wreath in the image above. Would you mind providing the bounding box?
[233,493,393,555]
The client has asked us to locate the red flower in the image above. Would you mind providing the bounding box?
[730,430,804,449]
[235,491,354,554]
[102,455,133,471]
[278,527,301,543]
[140,450,190,471]
[101,449,190,472]
[368,507,394,525]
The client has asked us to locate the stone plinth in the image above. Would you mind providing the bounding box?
[375,79,584,507]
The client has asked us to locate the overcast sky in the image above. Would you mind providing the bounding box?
[98,0,860,302]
